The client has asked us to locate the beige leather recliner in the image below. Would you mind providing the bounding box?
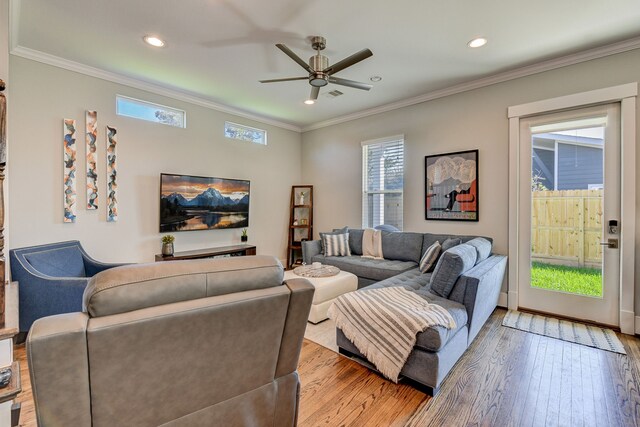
[27,255,314,427]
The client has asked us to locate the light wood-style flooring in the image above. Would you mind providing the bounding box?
[13,309,640,426]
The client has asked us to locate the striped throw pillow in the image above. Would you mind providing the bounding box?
[322,233,351,257]
[419,241,441,273]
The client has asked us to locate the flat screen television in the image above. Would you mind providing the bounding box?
[159,173,250,232]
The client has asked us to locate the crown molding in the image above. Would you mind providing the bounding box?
[9,45,302,132]
[301,36,640,132]
[9,30,640,134]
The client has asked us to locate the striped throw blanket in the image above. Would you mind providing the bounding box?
[328,287,456,382]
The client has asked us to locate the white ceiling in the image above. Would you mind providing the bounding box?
[11,0,640,130]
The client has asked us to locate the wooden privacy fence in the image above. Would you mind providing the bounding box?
[531,189,603,268]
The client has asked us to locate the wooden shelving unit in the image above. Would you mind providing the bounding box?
[287,185,313,269]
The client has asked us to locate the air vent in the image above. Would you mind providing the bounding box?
[324,90,344,99]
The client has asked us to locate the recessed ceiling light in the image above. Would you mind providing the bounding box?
[143,35,165,47]
[304,99,315,105]
[468,37,487,48]
[370,76,382,82]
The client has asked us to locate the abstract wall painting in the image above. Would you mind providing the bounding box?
[425,149,478,221]
[106,125,118,222]
[63,119,77,223]
[86,110,98,209]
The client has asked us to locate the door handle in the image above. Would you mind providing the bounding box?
[599,238,619,249]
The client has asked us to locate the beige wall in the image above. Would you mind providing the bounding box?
[8,56,302,263]
[301,49,640,313]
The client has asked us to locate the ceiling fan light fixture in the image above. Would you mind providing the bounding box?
[309,75,328,87]
[467,37,487,48]
[143,35,165,48]
[304,99,315,105]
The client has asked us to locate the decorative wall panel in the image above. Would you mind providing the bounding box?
[86,110,98,209]
[106,126,118,222]
[63,119,77,223]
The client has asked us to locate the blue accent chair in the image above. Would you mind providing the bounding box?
[9,241,125,332]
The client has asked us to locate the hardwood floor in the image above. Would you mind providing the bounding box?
[13,308,640,426]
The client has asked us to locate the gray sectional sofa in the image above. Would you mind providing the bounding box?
[302,228,507,395]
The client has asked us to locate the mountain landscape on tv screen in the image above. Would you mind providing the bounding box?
[160,180,249,232]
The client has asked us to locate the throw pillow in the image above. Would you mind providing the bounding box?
[322,232,351,257]
[466,237,492,263]
[320,226,349,251]
[430,243,477,298]
[419,241,441,273]
[441,237,462,252]
[374,224,399,232]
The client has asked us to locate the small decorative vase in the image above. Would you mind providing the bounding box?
[161,242,174,257]
[241,235,248,243]
[299,194,305,205]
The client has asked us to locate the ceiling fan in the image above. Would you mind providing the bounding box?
[260,36,373,102]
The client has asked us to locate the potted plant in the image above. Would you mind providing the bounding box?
[241,229,248,243]
[161,235,175,257]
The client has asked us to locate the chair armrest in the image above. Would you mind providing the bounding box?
[18,275,89,332]
[82,257,127,277]
[27,313,92,427]
[455,255,507,344]
[301,240,322,265]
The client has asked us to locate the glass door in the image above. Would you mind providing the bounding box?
[517,104,621,326]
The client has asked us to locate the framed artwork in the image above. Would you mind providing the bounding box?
[425,149,478,221]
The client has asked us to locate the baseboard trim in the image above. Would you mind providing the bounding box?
[635,316,640,335]
[620,310,635,335]
[498,292,508,308]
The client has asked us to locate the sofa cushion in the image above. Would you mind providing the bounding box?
[310,254,417,282]
[441,238,462,252]
[346,228,364,255]
[24,246,86,278]
[322,233,351,257]
[362,269,468,352]
[83,255,284,317]
[466,237,492,263]
[381,231,424,263]
[421,234,493,258]
[419,241,441,273]
[430,244,477,298]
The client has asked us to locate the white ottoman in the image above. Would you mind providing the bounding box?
[284,269,358,323]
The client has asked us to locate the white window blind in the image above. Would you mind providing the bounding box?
[362,135,404,230]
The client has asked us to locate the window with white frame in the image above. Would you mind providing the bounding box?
[224,121,267,145]
[362,135,404,230]
[116,95,186,128]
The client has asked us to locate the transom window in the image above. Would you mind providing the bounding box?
[116,95,186,128]
[224,121,267,145]
[362,135,404,230]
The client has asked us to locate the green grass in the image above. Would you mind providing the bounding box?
[531,262,602,297]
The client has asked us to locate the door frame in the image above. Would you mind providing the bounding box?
[507,83,637,334]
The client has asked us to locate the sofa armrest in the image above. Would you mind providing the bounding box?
[276,278,315,377]
[451,255,507,344]
[27,313,92,427]
[301,240,322,265]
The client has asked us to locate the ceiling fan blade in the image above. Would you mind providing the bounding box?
[324,48,373,74]
[310,86,320,100]
[259,77,308,83]
[328,76,372,91]
[276,44,314,73]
